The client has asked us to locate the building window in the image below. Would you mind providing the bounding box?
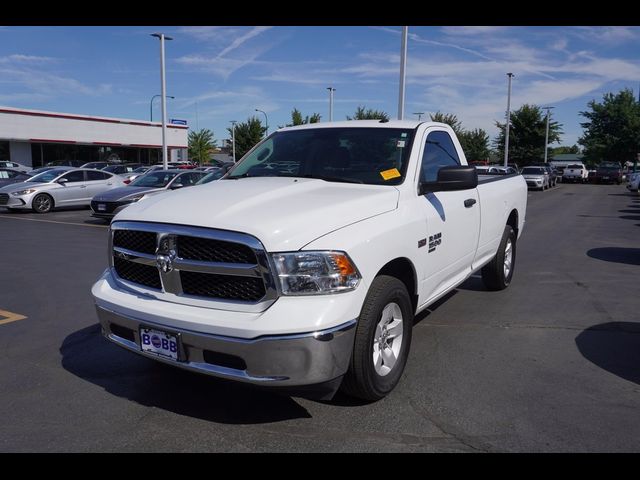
[0,141,8,160]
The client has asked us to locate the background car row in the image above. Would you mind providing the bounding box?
[0,164,229,217]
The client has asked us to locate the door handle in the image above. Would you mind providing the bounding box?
[464,198,476,208]
[80,185,87,188]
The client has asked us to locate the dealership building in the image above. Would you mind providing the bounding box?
[0,106,188,167]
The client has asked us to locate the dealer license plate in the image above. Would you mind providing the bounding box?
[140,327,180,361]
[97,203,106,211]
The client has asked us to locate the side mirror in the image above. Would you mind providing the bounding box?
[170,183,184,190]
[419,165,478,195]
[57,178,69,185]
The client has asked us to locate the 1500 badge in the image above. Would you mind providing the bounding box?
[428,233,442,253]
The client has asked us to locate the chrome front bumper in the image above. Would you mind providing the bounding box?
[95,305,357,388]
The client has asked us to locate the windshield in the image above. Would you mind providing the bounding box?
[567,164,583,169]
[599,165,620,170]
[27,168,69,183]
[226,127,416,185]
[130,171,177,188]
[521,167,545,174]
[130,167,149,174]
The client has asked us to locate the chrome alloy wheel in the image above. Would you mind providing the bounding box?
[373,302,404,376]
[33,195,52,213]
[503,238,513,279]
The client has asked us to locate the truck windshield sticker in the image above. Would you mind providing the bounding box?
[396,140,406,148]
[380,168,402,180]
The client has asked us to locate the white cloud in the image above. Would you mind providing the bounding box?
[217,26,272,58]
[0,54,57,64]
[571,26,640,45]
[439,26,512,36]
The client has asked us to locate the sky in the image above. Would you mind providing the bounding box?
[1,26,640,148]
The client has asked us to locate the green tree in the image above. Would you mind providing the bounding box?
[430,112,463,136]
[494,104,563,166]
[578,88,640,166]
[227,117,266,160]
[188,129,217,164]
[281,108,322,127]
[459,128,490,162]
[347,106,390,121]
[550,145,581,155]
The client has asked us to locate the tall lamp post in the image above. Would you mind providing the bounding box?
[504,72,514,168]
[150,94,174,122]
[543,106,555,164]
[413,112,425,121]
[230,120,237,163]
[397,26,408,120]
[255,109,268,137]
[327,87,335,121]
[151,32,173,169]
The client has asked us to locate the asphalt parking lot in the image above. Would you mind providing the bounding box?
[0,183,639,452]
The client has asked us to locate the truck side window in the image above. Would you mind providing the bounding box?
[420,131,460,183]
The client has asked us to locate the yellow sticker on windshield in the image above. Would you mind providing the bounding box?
[380,168,401,180]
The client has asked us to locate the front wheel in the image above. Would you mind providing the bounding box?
[341,275,413,401]
[481,225,517,291]
[32,193,54,213]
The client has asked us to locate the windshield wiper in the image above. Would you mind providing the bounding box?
[301,175,364,184]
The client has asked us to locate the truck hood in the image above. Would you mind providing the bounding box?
[114,177,400,251]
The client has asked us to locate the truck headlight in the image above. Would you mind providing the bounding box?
[271,251,361,295]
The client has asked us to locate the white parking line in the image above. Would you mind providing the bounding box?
[0,214,108,228]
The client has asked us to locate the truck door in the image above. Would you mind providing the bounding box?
[416,129,480,304]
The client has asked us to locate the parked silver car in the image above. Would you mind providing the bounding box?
[0,168,126,213]
[0,161,32,173]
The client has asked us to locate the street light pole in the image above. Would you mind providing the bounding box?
[255,109,268,137]
[150,94,174,122]
[398,26,408,120]
[543,106,555,164]
[413,112,424,121]
[151,33,173,169]
[230,120,237,162]
[504,72,514,168]
[327,87,335,121]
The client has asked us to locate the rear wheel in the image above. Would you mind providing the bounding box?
[341,275,413,401]
[481,225,516,291]
[32,193,54,214]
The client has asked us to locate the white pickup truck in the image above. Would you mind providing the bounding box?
[92,121,527,401]
[562,163,589,183]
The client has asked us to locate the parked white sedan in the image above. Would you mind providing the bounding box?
[0,168,125,213]
[0,161,32,173]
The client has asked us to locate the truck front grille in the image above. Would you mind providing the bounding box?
[177,236,257,264]
[109,222,276,309]
[181,271,265,301]
[114,256,162,289]
[113,230,157,254]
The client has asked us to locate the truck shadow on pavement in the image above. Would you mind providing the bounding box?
[586,247,640,266]
[575,322,640,385]
[60,324,313,424]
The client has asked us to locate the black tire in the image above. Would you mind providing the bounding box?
[481,225,517,291]
[32,193,54,214]
[341,275,413,401]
